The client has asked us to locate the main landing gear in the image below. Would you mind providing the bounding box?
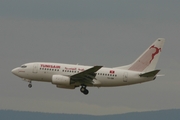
[80,85,89,95]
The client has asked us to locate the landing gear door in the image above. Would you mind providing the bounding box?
[33,64,38,73]
[123,72,128,82]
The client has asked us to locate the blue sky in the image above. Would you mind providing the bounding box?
[0,0,180,115]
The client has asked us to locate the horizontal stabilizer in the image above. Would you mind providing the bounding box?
[139,70,160,77]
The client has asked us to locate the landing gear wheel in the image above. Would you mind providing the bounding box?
[28,81,32,88]
[28,84,32,88]
[83,89,89,95]
[80,85,89,95]
[80,87,85,92]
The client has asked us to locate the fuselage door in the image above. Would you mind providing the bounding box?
[33,64,38,73]
[123,72,128,82]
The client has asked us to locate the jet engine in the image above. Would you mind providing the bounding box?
[52,75,70,85]
[56,85,76,89]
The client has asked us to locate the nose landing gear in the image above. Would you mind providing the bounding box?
[80,85,89,95]
[28,81,32,88]
[22,79,32,88]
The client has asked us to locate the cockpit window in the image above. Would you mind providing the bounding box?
[21,65,27,68]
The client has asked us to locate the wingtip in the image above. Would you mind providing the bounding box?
[95,65,103,68]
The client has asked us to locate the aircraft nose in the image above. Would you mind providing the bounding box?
[11,68,19,75]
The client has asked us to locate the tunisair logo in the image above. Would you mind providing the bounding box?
[41,64,60,68]
[149,45,161,63]
[128,45,161,72]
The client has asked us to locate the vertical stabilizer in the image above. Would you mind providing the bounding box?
[116,38,165,72]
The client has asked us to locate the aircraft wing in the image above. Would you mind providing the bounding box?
[70,66,103,85]
[139,70,160,77]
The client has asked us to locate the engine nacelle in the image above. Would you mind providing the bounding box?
[52,75,70,85]
[56,85,76,89]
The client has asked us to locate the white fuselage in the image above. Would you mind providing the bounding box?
[12,62,155,88]
[11,38,164,95]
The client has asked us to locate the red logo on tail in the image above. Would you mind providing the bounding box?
[149,45,161,63]
[128,45,161,72]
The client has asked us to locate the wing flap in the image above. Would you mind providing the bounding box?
[139,70,160,77]
[70,66,103,85]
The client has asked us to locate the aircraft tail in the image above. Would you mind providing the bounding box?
[115,38,165,72]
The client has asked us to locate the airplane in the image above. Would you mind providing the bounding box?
[12,38,165,95]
